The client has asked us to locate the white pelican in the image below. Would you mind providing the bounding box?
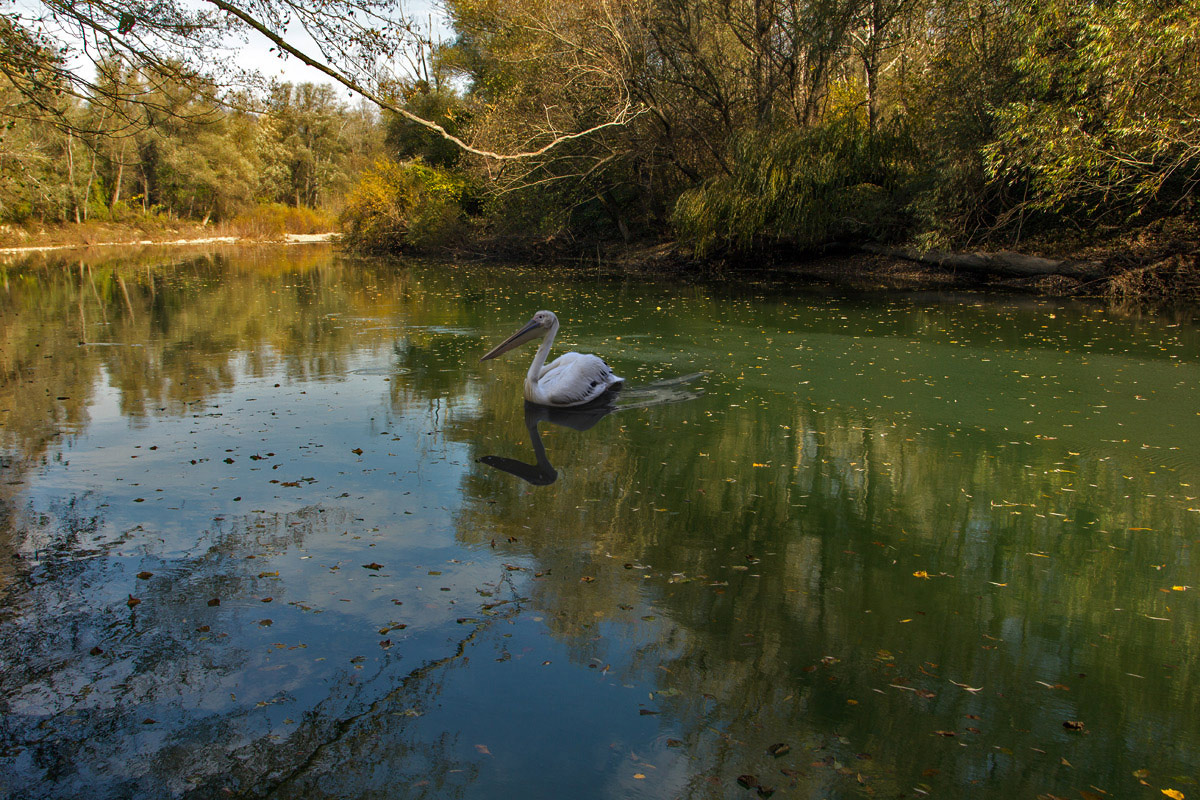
[480,310,623,407]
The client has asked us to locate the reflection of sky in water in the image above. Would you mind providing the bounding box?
[1,253,1199,799]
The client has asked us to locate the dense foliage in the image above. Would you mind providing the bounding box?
[0,64,383,226]
[430,0,1200,255]
[2,0,1197,261]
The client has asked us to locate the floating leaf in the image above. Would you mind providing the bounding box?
[737,774,760,789]
[126,595,141,608]
[137,571,153,580]
[767,743,791,758]
[475,744,491,756]
[208,597,221,606]
[363,563,384,570]
[1163,791,1185,800]
[1062,720,1085,731]
[352,448,364,455]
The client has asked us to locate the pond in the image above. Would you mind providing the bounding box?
[1,244,1198,799]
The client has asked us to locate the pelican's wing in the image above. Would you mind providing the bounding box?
[536,352,624,407]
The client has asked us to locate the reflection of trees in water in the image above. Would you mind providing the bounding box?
[0,496,506,799]
[450,382,1200,796]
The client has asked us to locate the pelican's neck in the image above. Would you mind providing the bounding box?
[525,318,558,387]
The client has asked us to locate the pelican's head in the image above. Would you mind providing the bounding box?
[480,310,558,361]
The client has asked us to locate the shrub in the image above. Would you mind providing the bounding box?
[339,159,467,253]
[671,117,915,256]
[230,203,333,239]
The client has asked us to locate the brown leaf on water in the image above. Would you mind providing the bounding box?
[258,619,273,626]
[666,738,683,747]
[474,744,491,756]
[767,743,791,758]
[737,774,760,789]
[208,597,220,606]
[89,646,104,655]
[933,730,957,737]
[137,571,153,580]
[126,595,141,608]
[363,563,384,570]
[261,597,273,603]
[1063,720,1085,731]
[351,448,363,455]
[639,708,659,715]
[580,576,596,583]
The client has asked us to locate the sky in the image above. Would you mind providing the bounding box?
[11,0,453,95]
[231,0,454,89]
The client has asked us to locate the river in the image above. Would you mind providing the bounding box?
[1,244,1198,798]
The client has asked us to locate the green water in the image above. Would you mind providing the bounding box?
[1,246,1198,799]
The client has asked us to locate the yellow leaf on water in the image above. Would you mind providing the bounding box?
[913,571,929,579]
[1172,586,1188,591]
[1162,790,1184,800]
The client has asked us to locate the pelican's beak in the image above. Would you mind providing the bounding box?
[480,317,546,361]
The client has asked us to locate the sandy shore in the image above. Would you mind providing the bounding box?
[0,232,336,255]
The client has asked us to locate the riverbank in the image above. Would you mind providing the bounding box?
[5,216,1197,306]
[0,227,336,255]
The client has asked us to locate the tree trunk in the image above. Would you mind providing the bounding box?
[862,244,1106,280]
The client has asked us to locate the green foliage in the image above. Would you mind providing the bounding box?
[339,159,467,252]
[385,84,469,169]
[984,0,1200,222]
[672,118,915,255]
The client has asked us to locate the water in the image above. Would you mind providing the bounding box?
[1,245,1198,799]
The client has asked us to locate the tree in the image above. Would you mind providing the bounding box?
[2,1,641,162]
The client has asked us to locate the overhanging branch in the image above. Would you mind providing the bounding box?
[206,0,645,161]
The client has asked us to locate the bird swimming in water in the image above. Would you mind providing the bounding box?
[480,310,623,407]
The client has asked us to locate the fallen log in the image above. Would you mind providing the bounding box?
[862,244,1106,280]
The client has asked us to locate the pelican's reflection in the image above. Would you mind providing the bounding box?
[478,396,618,485]
[479,373,707,485]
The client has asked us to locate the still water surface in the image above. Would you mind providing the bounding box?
[1,245,1198,799]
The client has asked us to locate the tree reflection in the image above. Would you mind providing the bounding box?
[1,250,1197,798]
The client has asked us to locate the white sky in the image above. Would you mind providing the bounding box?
[12,0,453,94]
[232,0,454,88]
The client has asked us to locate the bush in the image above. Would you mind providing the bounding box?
[671,117,915,256]
[230,203,333,239]
[338,159,467,253]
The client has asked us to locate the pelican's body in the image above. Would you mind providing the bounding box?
[481,310,623,407]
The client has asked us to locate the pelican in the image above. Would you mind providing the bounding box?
[480,310,623,407]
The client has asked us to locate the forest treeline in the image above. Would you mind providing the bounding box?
[0,69,383,233]
[351,0,1200,265]
[3,0,1198,270]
